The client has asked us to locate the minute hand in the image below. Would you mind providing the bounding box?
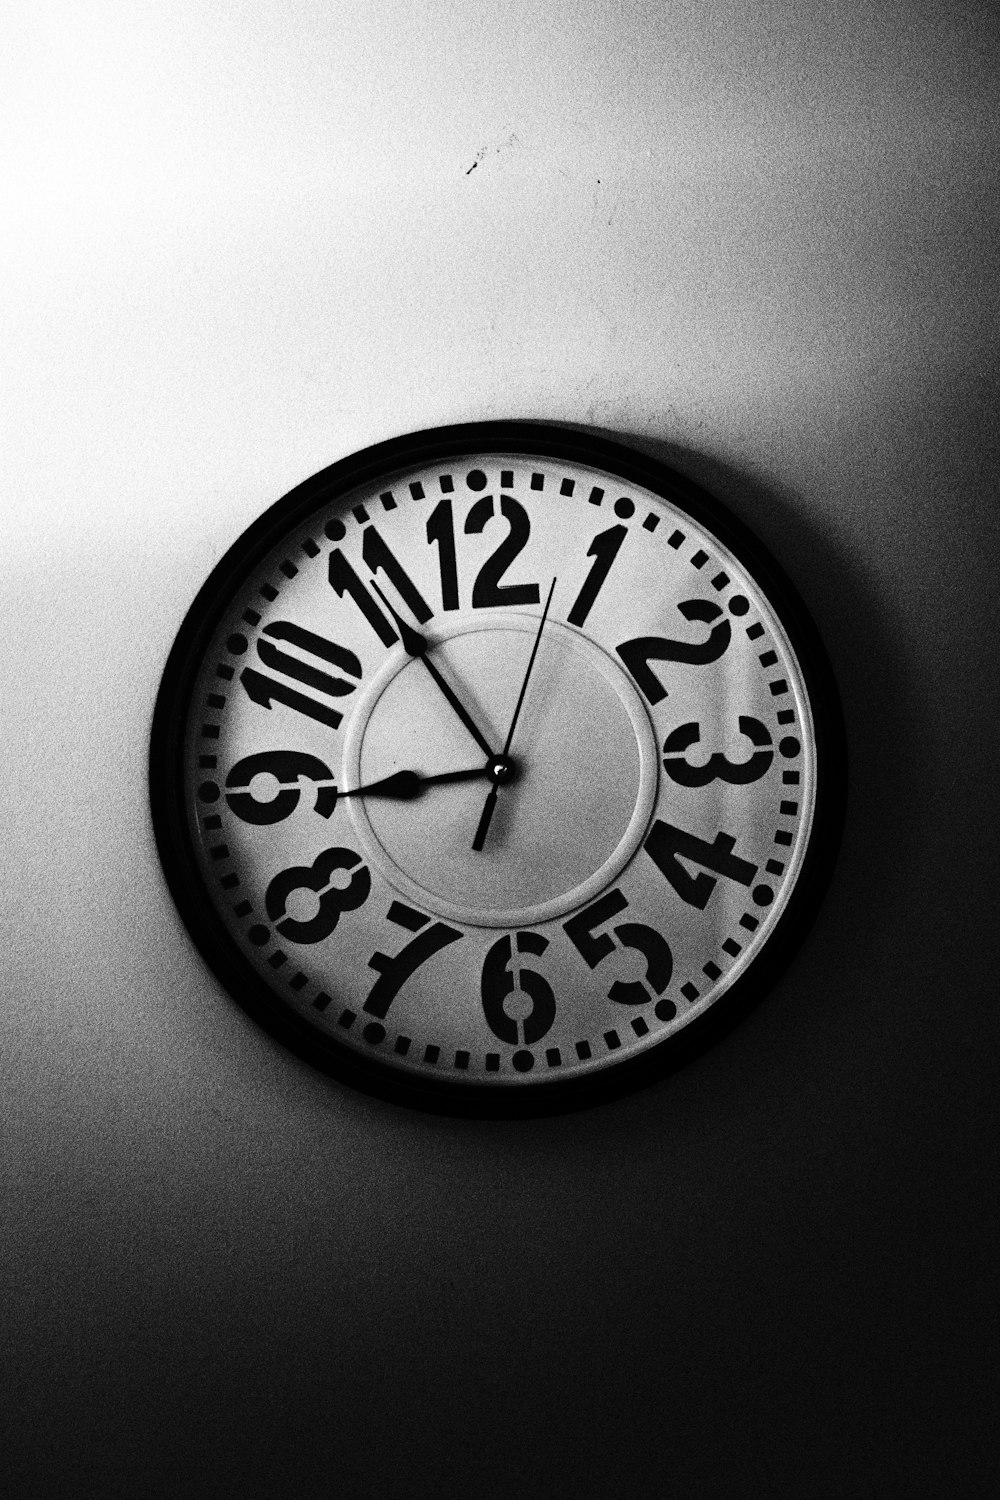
[369,582,496,760]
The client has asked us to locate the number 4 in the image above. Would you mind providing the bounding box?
[644,820,757,908]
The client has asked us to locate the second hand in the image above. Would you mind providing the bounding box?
[472,577,557,852]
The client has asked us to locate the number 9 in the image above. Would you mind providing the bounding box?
[225,750,337,824]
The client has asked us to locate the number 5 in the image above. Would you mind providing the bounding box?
[563,889,673,1005]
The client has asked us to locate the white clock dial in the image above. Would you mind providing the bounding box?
[151,425,843,1113]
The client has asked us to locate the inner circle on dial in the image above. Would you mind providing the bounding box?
[342,617,658,928]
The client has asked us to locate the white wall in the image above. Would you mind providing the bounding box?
[3,4,998,1495]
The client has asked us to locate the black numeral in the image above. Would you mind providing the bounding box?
[616,601,731,704]
[567,524,627,628]
[465,495,540,609]
[264,847,371,944]
[564,888,673,1005]
[328,550,397,647]
[225,750,337,823]
[426,500,460,611]
[644,820,757,909]
[662,716,773,787]
[361,525,432,623]
[328,529,433,647]
[363,901,463,1018]
[240,621,362,729]
[480,931,556,1045]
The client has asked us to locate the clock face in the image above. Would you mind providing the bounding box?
[150,424,844,1114]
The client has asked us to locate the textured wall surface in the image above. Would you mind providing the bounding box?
[3,3,998,1495]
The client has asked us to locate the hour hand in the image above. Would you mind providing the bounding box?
[369,582,496,760]
[340,766,489,800]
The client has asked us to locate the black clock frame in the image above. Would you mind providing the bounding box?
[149,422,847,1117]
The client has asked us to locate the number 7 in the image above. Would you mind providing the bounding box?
[364,901,462,1019]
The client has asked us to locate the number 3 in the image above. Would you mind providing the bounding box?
[662,715,773,786]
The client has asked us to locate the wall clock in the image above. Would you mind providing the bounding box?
[150,423,845,1115]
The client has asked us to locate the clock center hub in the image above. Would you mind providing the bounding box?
[342,616,658,928]
[488,755,517,785]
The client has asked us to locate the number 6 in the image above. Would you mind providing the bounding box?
[480,932,556,1045]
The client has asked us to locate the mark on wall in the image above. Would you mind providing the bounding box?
[465,131,523,175]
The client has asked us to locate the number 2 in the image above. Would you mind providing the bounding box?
[616,601,731,704]
[465,495,541,609]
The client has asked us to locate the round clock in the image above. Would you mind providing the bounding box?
[150,423,845,1114]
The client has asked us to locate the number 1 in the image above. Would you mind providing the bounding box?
[567,524,627,627]
[426,500,460,610]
